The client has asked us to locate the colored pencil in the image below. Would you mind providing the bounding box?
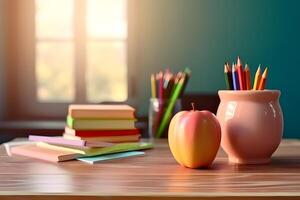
[170,72,182,96]
[253,65,261,90]
[151,74,156,98]
[164,74,174,98]
[175,72,182,84]
[150,68,191,138]
[237,57,245,90]
[156,73,187,138]
[258,67,268,90]
[158,71,164,99]
[245,64,251,90]
[155,71,164,136]
[224,63,233,90]
[165,68,171,75]
[155,73,160,97]
[232,63,240,90]
[179,68,191,97]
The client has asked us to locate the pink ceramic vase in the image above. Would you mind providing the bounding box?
[217,90,284,164]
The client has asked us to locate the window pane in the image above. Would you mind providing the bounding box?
[36,42,74,102]
[87,0,127,39]
[87,41,127,102]
[35,0,73,39]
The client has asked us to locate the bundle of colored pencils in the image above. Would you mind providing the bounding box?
[151,69,190,99]
[150,68,191,138]
[224,57,268,90]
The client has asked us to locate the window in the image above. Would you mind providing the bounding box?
[35,0,128,103]
[5,0,131,119]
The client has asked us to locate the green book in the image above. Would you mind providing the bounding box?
[77,151,145,164]
[67,116,136,130]
[37,141,153,157]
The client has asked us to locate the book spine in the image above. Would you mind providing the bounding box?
[65,128,140,137]
[29,135,85,147]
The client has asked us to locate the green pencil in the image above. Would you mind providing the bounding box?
[224,63,233,90]
[179,68,191,97]
[156,73,186,138]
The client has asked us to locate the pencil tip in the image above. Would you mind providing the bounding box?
[231,63,236,70]
[237,56,242,66]
[184,67,191,75]
[224,64,228,73]
[245,64,249,70]
[257,65,261,71]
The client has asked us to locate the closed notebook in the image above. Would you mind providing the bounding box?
[29,135,114,148]
[67,116,136,130]
[65,126,140,137]
[4,140,36,156]
[69,104,135,119]
[37,141,153,157]
[77,151,145,164]
[10,144,79,162]
[63,133,140,143]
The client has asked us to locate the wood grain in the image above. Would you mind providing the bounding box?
[0,139,299,200]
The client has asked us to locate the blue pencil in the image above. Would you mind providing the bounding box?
[232,63,240,90]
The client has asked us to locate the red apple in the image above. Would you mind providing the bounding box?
[168,103,221,168]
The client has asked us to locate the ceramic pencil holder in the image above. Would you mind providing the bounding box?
[216,90,284,164]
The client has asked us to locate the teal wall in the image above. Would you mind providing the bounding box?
[133,0,299,138]
[0,0,298,138]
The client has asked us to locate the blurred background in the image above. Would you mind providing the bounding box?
[0,0,299,141]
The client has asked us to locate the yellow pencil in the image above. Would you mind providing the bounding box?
[253,65,261,90]
[258,67,268,90]
[151,74,156,98]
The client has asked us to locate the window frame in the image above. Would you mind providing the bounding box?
[4,0,137,120]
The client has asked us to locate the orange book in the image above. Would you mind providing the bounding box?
[63,133,141,143]
[10,144,79,162]
[68,104,136,119]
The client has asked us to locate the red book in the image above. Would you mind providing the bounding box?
[63,133,141,143]
[65,127,140,137]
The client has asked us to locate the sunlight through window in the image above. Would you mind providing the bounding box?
[35,0,127,102]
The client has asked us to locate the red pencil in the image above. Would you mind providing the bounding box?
[237,57,245,90]
[155,71,164,137]
[158,71,164,100]
[244,64,251,90]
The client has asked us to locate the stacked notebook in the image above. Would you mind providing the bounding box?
[64,104,140,142]
[9,104,153,164]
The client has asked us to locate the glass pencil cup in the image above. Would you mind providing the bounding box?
[148,98,182,140]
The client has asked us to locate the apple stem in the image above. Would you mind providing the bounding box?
[191,102,195,111]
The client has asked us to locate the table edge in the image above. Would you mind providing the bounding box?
[0,192,299,197]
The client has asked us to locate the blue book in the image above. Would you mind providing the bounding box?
[77,151,145,164]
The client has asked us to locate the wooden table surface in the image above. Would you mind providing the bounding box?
[0,139,300,200]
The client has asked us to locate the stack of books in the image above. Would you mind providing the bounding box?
[64,104,141,143]
[8,104,153,164]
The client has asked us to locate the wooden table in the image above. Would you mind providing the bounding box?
[0,139,299,200]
